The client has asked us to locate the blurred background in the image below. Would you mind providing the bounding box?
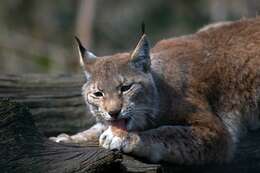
[0,0,259,74]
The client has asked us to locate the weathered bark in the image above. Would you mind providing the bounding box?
[0,100,122,173]
[0,74,95,136]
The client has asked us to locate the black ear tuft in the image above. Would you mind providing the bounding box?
[74,36,96,67]
[141,22,145,35]
[131,34,150,72]
[74,36,97,79]
[74,36,86,58]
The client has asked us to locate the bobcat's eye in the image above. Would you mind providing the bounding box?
[121,84,133,93]
[93,91,104,97]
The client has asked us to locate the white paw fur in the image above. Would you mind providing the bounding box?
[49,133,72,143]
[99,126,140,153]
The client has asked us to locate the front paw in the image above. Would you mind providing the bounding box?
[49,133,72,143]
[99,126,140,153]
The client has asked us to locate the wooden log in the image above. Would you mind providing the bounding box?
[0,100,122,173]
[0,74,95,136]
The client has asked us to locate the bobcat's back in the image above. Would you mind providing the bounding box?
[150,18,260,142]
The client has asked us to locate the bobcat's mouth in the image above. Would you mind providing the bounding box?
[109,118,128,131]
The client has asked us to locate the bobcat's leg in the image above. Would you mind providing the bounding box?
[100,111,234,164]
[129,123,233,164]
[50,123,107,144]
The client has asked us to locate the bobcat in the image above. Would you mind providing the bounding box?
[51,18,260,164]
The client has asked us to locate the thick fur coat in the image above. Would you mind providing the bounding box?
[51,18,260,164]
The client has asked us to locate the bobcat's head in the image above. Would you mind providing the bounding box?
[76,35,159,131]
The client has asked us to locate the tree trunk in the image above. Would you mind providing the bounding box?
[75,0,95,48]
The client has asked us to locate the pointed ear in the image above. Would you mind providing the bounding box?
[75,36,96,66]
[75,36,96,78]
[130,34,151,72]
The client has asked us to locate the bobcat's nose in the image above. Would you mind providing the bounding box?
[108,109,121,118]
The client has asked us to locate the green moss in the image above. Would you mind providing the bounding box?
[35,56,52,71]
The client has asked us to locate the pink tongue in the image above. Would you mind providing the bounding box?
[111,119,127,130]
